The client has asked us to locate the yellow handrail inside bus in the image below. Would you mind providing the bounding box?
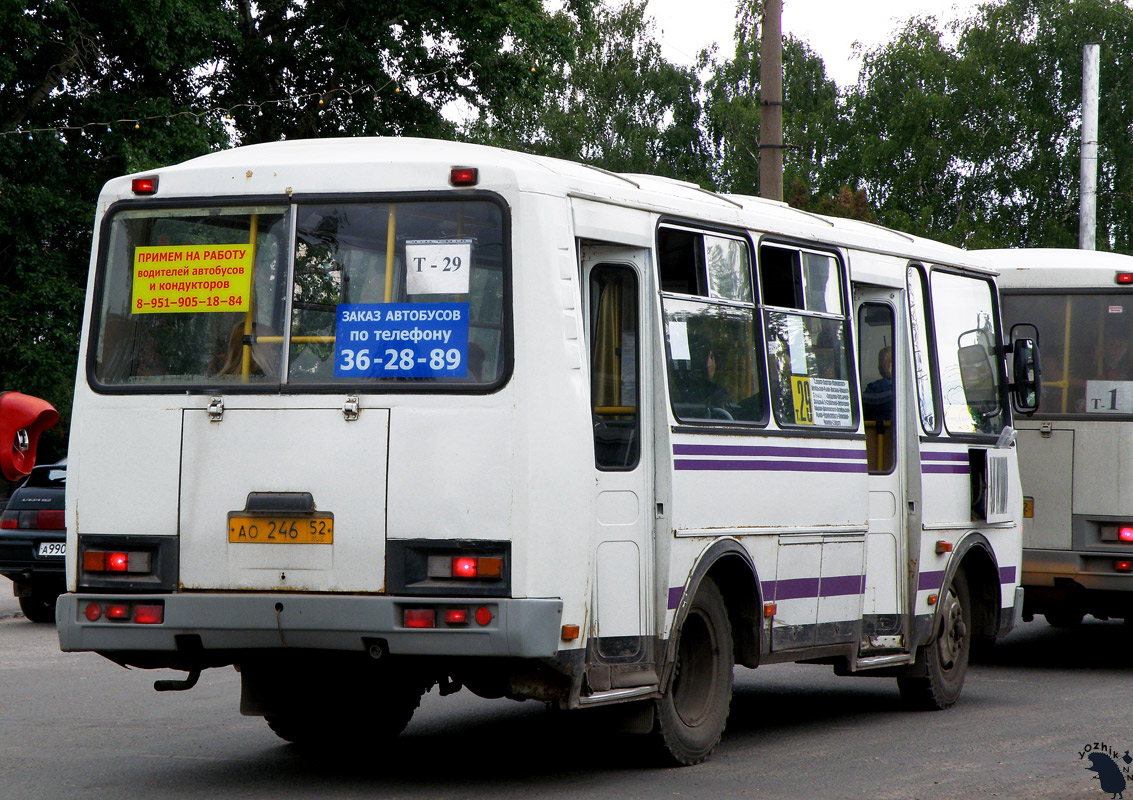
[240,214,260,382]
[383,205,396,303]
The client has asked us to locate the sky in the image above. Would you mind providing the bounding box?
[645,0,985,87]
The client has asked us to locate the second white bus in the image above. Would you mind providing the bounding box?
[57,138,1038,764]
[992,248,1133,626]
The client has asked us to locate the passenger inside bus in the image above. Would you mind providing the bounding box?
[862,346,894,422]
[214,321,280,378]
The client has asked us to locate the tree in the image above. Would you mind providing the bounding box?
[465,1,709,182]
[0,0,233,462]
[703,0,870,220]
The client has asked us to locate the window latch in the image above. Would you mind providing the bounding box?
[207,396,224,423]
[343,396,360,422]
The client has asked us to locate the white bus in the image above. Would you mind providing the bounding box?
[57,138,1039,764]
[991,248,1133,626]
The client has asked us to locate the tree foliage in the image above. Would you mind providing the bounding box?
[464,1,709,181]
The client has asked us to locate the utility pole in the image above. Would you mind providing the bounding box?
[1079,42,1100,250]
[759,0,783,201]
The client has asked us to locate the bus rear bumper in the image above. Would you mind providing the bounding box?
[56,592,564,660]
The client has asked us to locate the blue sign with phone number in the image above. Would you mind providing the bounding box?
[333,302,469,378]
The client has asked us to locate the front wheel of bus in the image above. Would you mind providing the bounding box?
[654,578,733,765]
[898,570,971,710]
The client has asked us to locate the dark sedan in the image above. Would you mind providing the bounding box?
[1,460,65,623]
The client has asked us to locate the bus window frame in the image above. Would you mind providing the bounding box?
[656,219,770,431]
[922,263,1012,442]
[757,237,860,434]
[85,191,515,397]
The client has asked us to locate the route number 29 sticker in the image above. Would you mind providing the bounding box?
[406,239,472,295]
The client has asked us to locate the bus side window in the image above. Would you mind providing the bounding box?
[760,244,856,430]
[590,266,639,469]
[659,226,765,425]
[929,270,1005,436]
[859,304,896,473]
[906,264,939,433]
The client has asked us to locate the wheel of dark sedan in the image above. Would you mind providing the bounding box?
[898,570,971,710]
[19,590,59,624]
[654,577,733,765]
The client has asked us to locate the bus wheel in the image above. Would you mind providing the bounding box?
[654,577,733,765]
[265,683,424,747]
[898,570,971,710]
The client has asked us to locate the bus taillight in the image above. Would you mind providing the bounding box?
[82,549,152,574]
[1119,527,1133,542]
[1115,560,1133,573]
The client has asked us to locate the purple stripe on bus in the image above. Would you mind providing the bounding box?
[771,576,822,600]
[820,574,867,597]
[674,459,868,474]
[674,443,866,460]
[918,570,946,591]
[999,565,1017,583]
[667,586,683,610]
[922,464,971,474]
[921,452,970,462]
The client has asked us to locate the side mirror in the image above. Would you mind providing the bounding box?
[957,336,999,418]
[0,392,59,481]
[1010,336,1041,414]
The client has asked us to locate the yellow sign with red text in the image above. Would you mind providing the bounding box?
[132,245,253,314]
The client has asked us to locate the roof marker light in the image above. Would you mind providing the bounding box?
[131,177,158,195]
[450,166,478,186]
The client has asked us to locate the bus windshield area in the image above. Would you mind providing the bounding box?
[92,199,506,390]
[1002,292,1133,415]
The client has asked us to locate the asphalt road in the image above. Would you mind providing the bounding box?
[1,575,1130,800]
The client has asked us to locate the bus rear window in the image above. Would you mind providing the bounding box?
[91,199,507,390]
[1002,292,1133,415]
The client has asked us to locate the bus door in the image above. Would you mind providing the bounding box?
[854,289,910,653]
[581,245,655,689]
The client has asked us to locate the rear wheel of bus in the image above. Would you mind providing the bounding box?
[898,570,971,710]
[655,578,733,765]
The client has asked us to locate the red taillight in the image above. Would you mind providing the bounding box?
[1120,527,1133,542]
[82,549,152,574]
[84,602,102,621]
[403,608,435,628]
[0,512,16,529]
[105,604,131,620]
[131,177,158,195]
[449,166,478,186]
[36,510,64,529]
[1116,560,1133,573]
[474,606,492,626]
[452,556,478,578]
[133,604,164,624]
[443,608,469,625]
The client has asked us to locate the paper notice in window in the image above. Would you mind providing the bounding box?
[668,320,691,360]
[405,239,472,295]
[809,378,854,427]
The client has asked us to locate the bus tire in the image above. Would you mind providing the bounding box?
[654,577,733,765]
[265,682,424,747]
[898,570,971,710]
